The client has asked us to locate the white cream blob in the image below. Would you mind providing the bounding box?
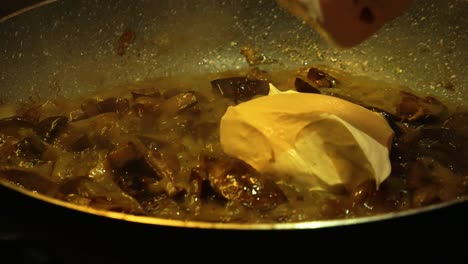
[220,84,394,191]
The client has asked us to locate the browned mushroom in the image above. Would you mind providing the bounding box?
[306,67,337,88]
[210,77,269,103]
[160,91,198,116]
[396,91,448,123]
[294,77,321,94]
[35,116,68,142]
[207,159,287,211]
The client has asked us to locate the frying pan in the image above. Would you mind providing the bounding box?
[1,0,467,261]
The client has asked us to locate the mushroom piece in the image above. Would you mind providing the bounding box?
[59,176,143,214]
[128,137,182,197]
[0,116,35,136]
[306,67,337,88]
[97,97,130,114]
[35,116,68,143]
[207,159,287,211]
[160,91,198,116]
[0,162,57,196]
[396,91,448,123]
[294,77,321,94]
[443,112,468,136]
[133,96,162,117]
[210,77,269,103]
[130,87,161,99]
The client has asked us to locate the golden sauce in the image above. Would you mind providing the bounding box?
[0,66,466,223]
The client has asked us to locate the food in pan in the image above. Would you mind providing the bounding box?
[0,66,466,223]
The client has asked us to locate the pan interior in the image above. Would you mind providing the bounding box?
[0,0,467,229]
[0,0,466,104]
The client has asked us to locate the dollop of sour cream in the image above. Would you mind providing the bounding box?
[220,84,394,191]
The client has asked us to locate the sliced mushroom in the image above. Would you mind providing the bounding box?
[396,91,448,123]
[160,91,198,116]
[131,137,181,197]
[443,112,468,136]
[113,159,157,199]
[207,159,287,211]
[184,165,215,210]
[69,135,92,152]
[412,185,440,207]
[97,97,130,114]
[210,77,269,102]
[0,162,57,195]
[133,96,162,117]
[130,87,161,99]
[59,176,143,214]
[184,170,204,215]
[35,116,68,143]
[144,149,180,196]
[141,194,186,219]
[0,116,35,136]
[81,99,101,117]
[108,142,142,168]
[351,180,377,207]
[294,77,321,94]
[407,157,465,207]
[71,112,121,149]
[14,137,44,160]
[0,116,35,127]
[306,67,337,88]
[68,109,87,122]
